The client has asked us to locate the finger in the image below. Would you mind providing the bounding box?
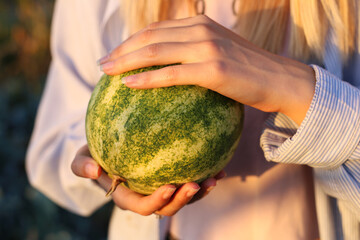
[189,170,226,203]
[120,62,223,91]
[188,177,217,204]
[102,22,223,64]
[111,184,177,216]
[155,182,200,216]
[214,170,227,180]
[95,170,113,191]
[145,15,213,30]
[71,145,101,179]
[101,26,208,64]
[97,15,218,65]
[101,37,229,77]
[100,40,203,75]
[77,144,91,155]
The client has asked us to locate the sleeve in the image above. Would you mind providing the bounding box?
[25,0,112,216]
[260,65,360,218]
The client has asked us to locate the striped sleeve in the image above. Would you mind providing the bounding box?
[260,65,360,216]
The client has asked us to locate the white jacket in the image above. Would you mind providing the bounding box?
[26,0,360,239]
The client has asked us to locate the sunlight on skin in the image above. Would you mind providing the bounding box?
[99,15,315,126]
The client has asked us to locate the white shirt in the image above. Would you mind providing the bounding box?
[26,0,360,239]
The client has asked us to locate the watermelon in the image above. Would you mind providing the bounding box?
[86,65,244,195]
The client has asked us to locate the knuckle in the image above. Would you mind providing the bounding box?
[163,66,178,82]
[71,157,85,177]
[201,40,221,56]
[161,212,175,217]
[147,21,160,29]
[137,208,153,216]
[133,201,157,216]
[70,160,78,174]
[196,23,213,37]
[140,29,154,44]
[196,14,210,23]
[210,60,227,76]
[146,43,161,58]
[156,210,175,217]
[200,60,227,90]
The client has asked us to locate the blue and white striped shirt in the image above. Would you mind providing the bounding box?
[261,65,360,240]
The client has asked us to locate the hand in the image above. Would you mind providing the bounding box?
[99,15,315,125]
[71,145,225,216]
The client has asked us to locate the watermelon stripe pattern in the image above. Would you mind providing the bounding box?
[86,66,244,195]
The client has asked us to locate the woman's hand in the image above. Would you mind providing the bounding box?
[99,15,315,125]
[71,145,225,216]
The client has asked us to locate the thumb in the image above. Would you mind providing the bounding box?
[71,145,102,179]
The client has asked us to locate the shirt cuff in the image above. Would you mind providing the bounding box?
[260,65,360,169]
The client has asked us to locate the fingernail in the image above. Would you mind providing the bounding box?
[121,75,138,86]
[206,186,215,193]
[97,55,110,65]
[85,162,99,178]
[186,187,200,198]
[163,187,176,200]
[100,61,114,72]
[217,171,227,180]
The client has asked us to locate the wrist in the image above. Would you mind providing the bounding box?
[276,59,316,125]
[238,47,315,124]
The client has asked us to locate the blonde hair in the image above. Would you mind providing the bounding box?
[122,0,357,62]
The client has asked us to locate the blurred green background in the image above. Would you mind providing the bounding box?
[0,1,113,239]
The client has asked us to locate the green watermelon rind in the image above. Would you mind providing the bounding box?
[86,65,244,195]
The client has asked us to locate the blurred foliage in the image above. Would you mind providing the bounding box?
[0,1,113,239]
[0,0,51,89]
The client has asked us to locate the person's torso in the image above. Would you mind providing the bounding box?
[103,1,320,239]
